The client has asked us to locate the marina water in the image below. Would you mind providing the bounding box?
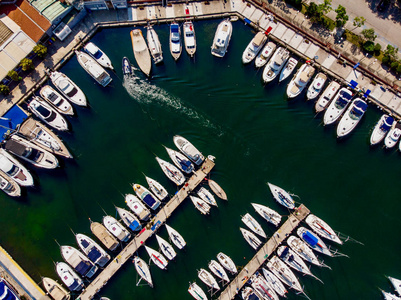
[1,20,400,299]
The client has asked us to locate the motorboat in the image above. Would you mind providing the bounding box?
[155,234,177,260]
[242,32,267,64]
[287,235,327,268]
[75,50,112,87]
[183,21,196,57]
[130,29,152,76]
[197,187,217,206]
[251,203,281,226]
[17,118,72,158]
[370,114,394,145]
[40,85,74,116]
[279,57,298,82]
[83,42,113,69]
[389,276,401,296]
[75,233,110,267]
[262,47,289,83]
[47,70,87,107]
[241,286,262,300]
[255,41,276,68]
[145,175,168,200]
[323,87,353,125]
[165,224,186,249]
[173,135,204,165]
[155,157,185,186]
[28,97,68,131]
[266,256,304,293]
[250,272,279,300]
[0,278,21,300]
[286,63,315,99]
[240,227,262,250]
[116,206,142,232]
[208,260,229,282]
[122,57,133,76]
[385,121,401,148]
[306,72,327,100]
[267,182,295,209]
[146,25,163,64]
[169,22,182,61]
[42,277,70,300]
[336,98,367,138]
[55,262,84,292]
[103,215,131,242]
[198,268,220,290]
[382,290,401,300]
[315,81,341,113]
[261,268,287,298]
[145,245,168,270]
[133,256,153,287]
[0,169,21,197]
[90,221,119,251]
[125,193,151,221]
[60,245,98,278]
[133,183,161,210]
[190,195,211,215]
[305,214,343,244]
[216,252,237,274]
[207,179,227,200]
[164,146,194,174]
[241,213,266,238]
[297,227,333,257]
[4,135,59,169]
[211,19,232,58]
[188,282,208,300]
[0,148,34,187]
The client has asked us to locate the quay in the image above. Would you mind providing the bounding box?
[77,157,215,300]
[217,204,310,300]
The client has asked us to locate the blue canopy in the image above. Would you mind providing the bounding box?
[75,260,92,276]
[143,194,156,208]
[279,246,289,259]
[0,106,28,141]
[87,248,102,263]
[171,25,179,33]
[67,279,80,291]
[337,96,349,107]
[302,230,318,247]
[0,280,18,300]
[128,220,141,231]
[352,100,368,116]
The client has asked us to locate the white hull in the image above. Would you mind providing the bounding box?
[262,47,289,83]
[170,22,182,60]
[389,276,401,296]
[40,85,74,116]
[103,215,131,242]
[306,214,342,244]
[208,260,229,282]
[145,246,168,270]
[242,32,267,64]
[336,98,367,138]
[211,19,232,58]
[217,252,237,274]
[155,234,177,260]
[198,268,220,290]
[251,203,281,226]
[250,273,279,300]
[266,256,303,293]
[287,235,323,267]
[188,282,208,300]
[134,256,153,287]
[286,63,315,98]
[56,262,84,292]
[130,29,152,76]
[255,41,276,68]
[173,135,204,165]
[0,148,34,187]
[165,224,186,249]
[125,193,151,221]
[315,81,341,113]
[277,246,316,278]
[48,71,87,107]
[0,169,21,197]
[371,114,394,145]
[279,57,298,82]
[385,122,401,148]
[165,146,194,174]
[183,21,196,57]
[75,233,111,267]
[133,183,161,210]
[145,176,168,200]
[42,277,71,300]
[156,157,185,185]
[29,97,68,131]
[190,195,211,215]
[197,187,217,206]
[241,213,266,238]
[147,25,163,64]
[297,227,333,257]
[116,206,142,232]
[240,227,262,250]
[75,50,112,87]
[267,182,295,209]
[241,286,260,300]
[83,42,113,69]
[60,246,98,278]
[382,290,401,300]
[306,72,327,100]
[208,179,227,200]
[261,268,287,297]
[323,87,353,125]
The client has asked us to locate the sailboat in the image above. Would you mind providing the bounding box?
[198,268,220,290]
[155,234,177,260]
[188,282,207,300]
[165,224,186,249]
[145,246,168,270]
[208,260,229,282]
[190,195,211,215]
[267,182,295,209]
[305,214,342,244]
[241,213,266,238]
[145,175,168,200]
[251,203,281,226]
[133,256,153,287]
[116,206,142,232]
[155,157,185,186]
[216,252,237,274]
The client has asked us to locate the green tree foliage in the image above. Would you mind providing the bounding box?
[33,44,47,58]
[320,0,332,14]
[0,84,10,95]
[352,16,366,31]
[363,41,375,53]
[19,58,34,72]
[374,43,381,55]
[361,28,377,42]
[306,1,332,24]
[384,44,399,61]
[7,70,21,81]
[396,64,401,75]
[391,61,399,71]
[335,5,348,27]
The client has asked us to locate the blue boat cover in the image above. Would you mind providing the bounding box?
[248,292,261,300]
[129,220,141,231]
[385,116,395,127]
[143,193,156,207]
[67,280,80,291]
[87,248,102,263]
[279,246,289,259]
[302,230,318,247]
[0,106,28,141]
[171,25,179,33]
[352,100,367,116]
[75,260,92,276]
[0,280,19,300]
[80,239,90,249]
[363,89,371,98]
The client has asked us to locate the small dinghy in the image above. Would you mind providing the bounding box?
[287,235,328,268]
[261,268,288,298]
[28,96,68,131]
[75,233,111,267]
[145,175,168,200]
[42,277,71,300]
[315,81,341,113]
[198,268,220,290]
[197,187,218,206]
[165,224,186,249]
[241,286,261,300]
[267,182,295,209]
[208,260,229,282]
[251,203,281,226]
[56,262,84,292]
[146,25,163,64]
[207,179,227,200]
[90,221,119,251]
[40,85,74,116]
[279,57,298,82]
[255,41,276,68]
[305,214,342,244]
[297,227,333,257]
[336,98,367,138]
[183,21,196,57]
[188,282,208,300]
[306,72,327,100]
[190,195,211,215]
[241,213,266,238]
[0,169,21,197]
[217,252,237,275]
[240,227,262,250]
[385,121,401,149]
[155,234,177,260]
[389,276,401,296]
[47,70,87,107]
[83,42,113,69]
[60,246,98,279]
[173,135,204,165]
[103,215,131,242]
[125,193,151,221]
[250,272,279,300]
[116,206,142,232]
[122,57,133,76]
[155,157,185,186]
[0,148,34,187]
[370,114,394,146]
[145,246,168,270]
[164,146,194,174]
[133,183,161,210]
[266,256,304,294]
[133,256,153,287]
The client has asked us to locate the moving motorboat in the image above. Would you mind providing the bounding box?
[125,193,151,221]
[47,70,87,107]
[190,195,211,215]
[315,81,341,113]
[147,25,163,64]
[250,272,279,300]
[286,63,315,99]
[255,41,276,68]
[279,57,298,82]
[251,203,281,226]
[0,148,34,187]
[385,121,401,148]
[0,169,21,197]
[211,19,232,58]
[242,32,267,64]
[266,256,304,294]
[216,252,237,274]
[297,227,333,257]
[133,256,153,287]
[130,29,152,76]
[28,97,68,131]
[83,42,113,69]
[183,21,196,57]
[145,175,168,200]
[42,277,70,300]
[103,215,131,242]
[267,182,295,209]
[241,213,266,238]
[388,276,401,296]
[306,72,327,100]
[207,179,227,200]
[208,260,229,282]
[240,227,262,250]
[262,47,289,83]
[197,187,217,206]
[122,57,133,76]
[323,87,353,125]
[170,22,182,61]
[305,214,342,244]
[116,206,142,232]
[40,85,74,116]
[155,157,185,185]
[55,262,84,292]
[155,234,177,260]
[145,245,168,270]
[60,245,98,278]
[198,268,220,290]
[336,98,368,138]
[261,268,287,298]
[75,233,111,267]
[133,183,161,210]
[90,221,119,251]
[165,224,186,249]
[370,114,394,145]
[75,50,112,87]
[188,282,208,300]
[164,146,194,174]
[173,135,204,165]
[287,235,328,268]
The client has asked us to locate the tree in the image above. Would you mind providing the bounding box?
[33,44,47,58]
[352,16,366,31]
[306,2,323,23]
[335,5,349,27]
[374,43,382,55]
[396,64,401,75]
[319,0,332,14]
[384,44,399,61]
[19,58,34,71]
[7,70,21,82]
[363,41,375,53]
[0,84,10,95]
[361,28,377,42]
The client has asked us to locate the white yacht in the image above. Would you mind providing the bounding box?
[250,272,279,300]
[305,214,342,244]
[197,187,217,207]
[169,22,182,61]
[297,227,333,257]
[287,235,327,268]
[146,25,163,64]
[83,42,113,69]
[267,182,295,209]
[165,224,186,249]
[279,57,298,82]
[306,72,327,100]
[208,260,229,282]
[336,98,367,138]
[55,262,84,292]
[190,195,211,215]
[164,146,194,174]
[266,256,304,294]
[75,51,112,87]
[130,29,152,76]
[40,85,74,116]
[155,156,185,185]
[155,234,177,260]
[388,276,401,297]
[198,268,220,290]
[385,121,401,148]
[75,233,111,267]
[242,32,267,64]
[42,277,71,300]
[116,206,142,232]
[251,203,281,226]
[211,19,232,58]
[217,252,237,274]
[173,135,204,165]
[47,70,87,107]
[240,227,262,250]
[241,213,266,238]
[90,221,119,251]
[125,193,151,221]
[315,81,341,113]
[60,245,98,278]
[145,175,168,200]
[103,215,131,242]
[370,114,394,145]
[188,282,208,300]
[133,183,161,210]
[0,169,21,197]
[261,268,288,298]
[133,256,153,287]
[28,97,68,131]
[323,87,353,125]
[262,47,289,83]
[183,21,196,57]
[0,148,34,187]
[254,41,276,68]
[286,63,315,98]
[145,246,168,270]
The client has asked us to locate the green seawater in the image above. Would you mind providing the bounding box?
[1,19,401,299]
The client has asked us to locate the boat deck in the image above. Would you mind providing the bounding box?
[77,157,215,300]
[217,204,310,300]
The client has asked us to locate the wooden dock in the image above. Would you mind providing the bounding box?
[217,204,310,300]
[77,158,215,300]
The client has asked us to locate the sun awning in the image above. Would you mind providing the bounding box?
[0,105,28,141]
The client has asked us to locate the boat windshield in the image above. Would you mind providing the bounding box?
[36,105,51,118]
[47,92,60,104]
[46,111,58,122]
[25,148,42,162]
[93,50,102,59]
[334,96,349,109]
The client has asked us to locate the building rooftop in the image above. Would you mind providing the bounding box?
[28,0,71,23]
